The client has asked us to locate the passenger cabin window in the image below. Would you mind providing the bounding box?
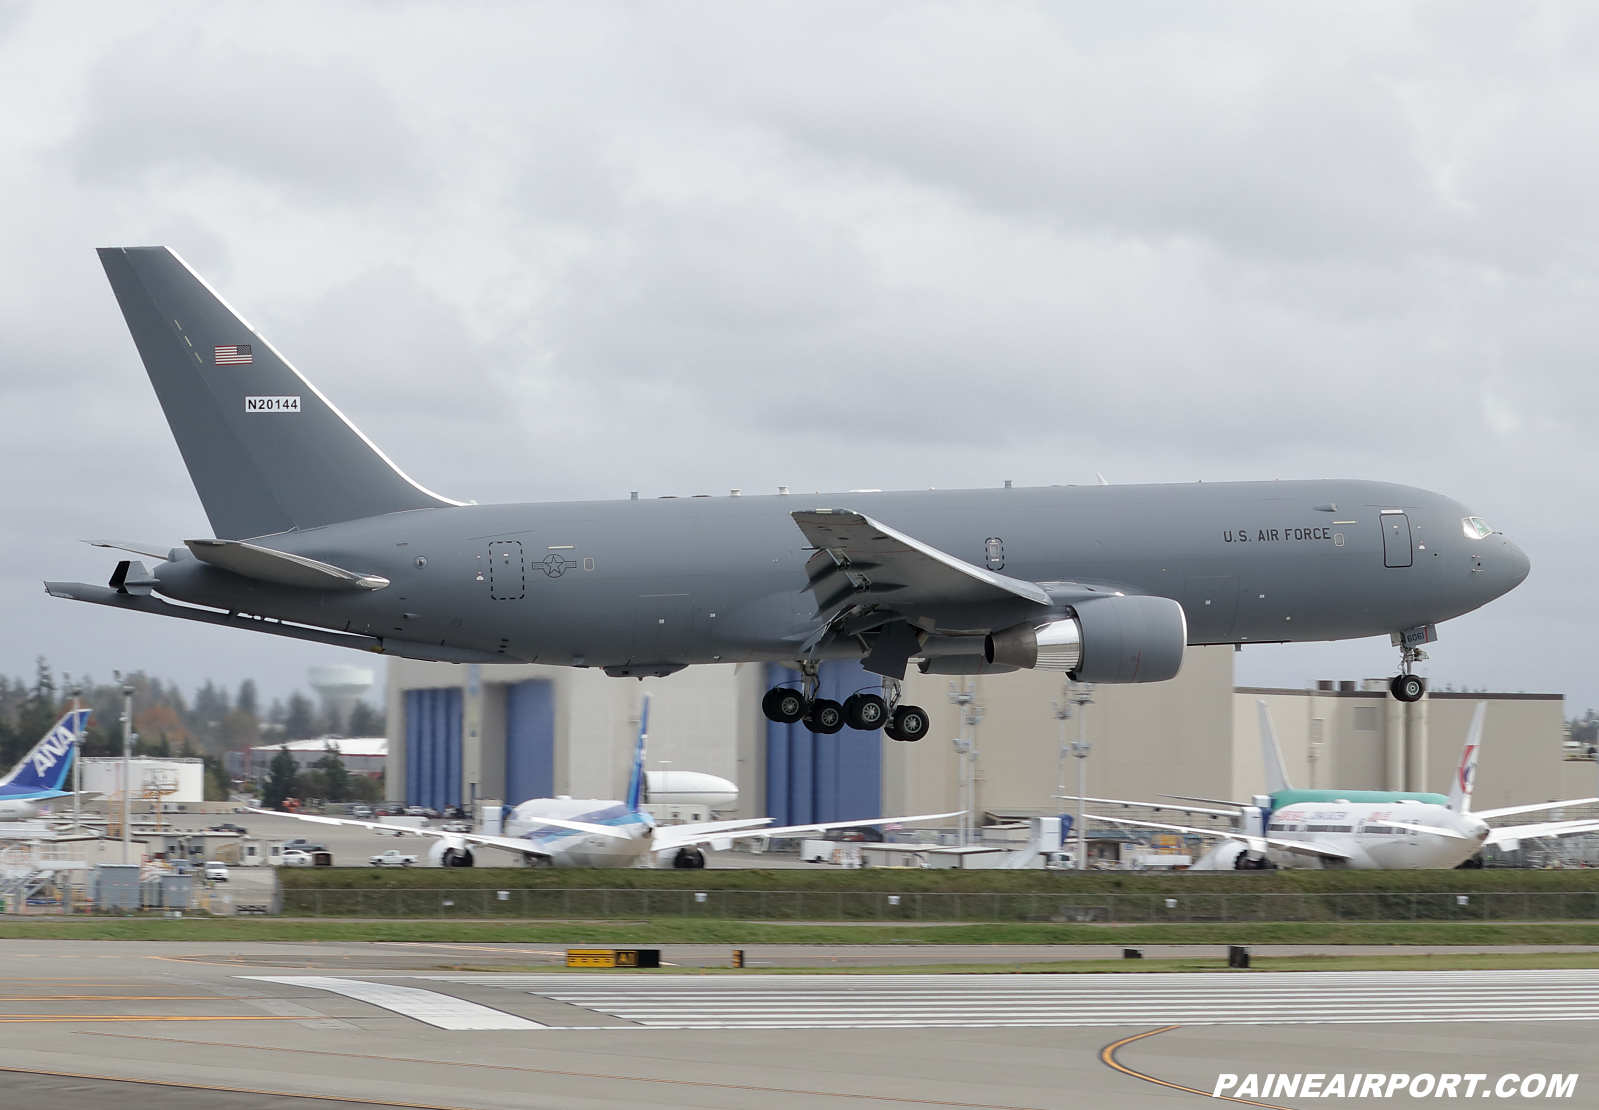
[1462,516,1493,540]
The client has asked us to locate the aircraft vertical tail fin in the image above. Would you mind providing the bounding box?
[1448,702,1486,813]
[1256,700,1294,794]
[625,695,651,813]
[97,247,461,540]
[0,710,86,796]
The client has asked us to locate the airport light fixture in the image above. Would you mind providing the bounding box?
[66,678,83,832]
[948,680,985,847]
[1067,682,1095,870]
[117,678,135,864]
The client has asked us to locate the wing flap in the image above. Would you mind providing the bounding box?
[652,811,963,853]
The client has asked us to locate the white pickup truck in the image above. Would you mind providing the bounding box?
[369,849,418,867]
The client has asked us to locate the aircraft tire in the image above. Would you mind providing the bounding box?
[806,698,845,734]
[843,693,888,730]
[762,686,807,724]
[1391,674,1426,702]
[887,705,930,742]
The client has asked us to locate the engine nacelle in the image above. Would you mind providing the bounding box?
[427,838,475,867]
[984,594,1186,683]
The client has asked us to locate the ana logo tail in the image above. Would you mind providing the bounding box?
[0,709,87,796]
[625,695,651,813]
[1448,702,1487,813]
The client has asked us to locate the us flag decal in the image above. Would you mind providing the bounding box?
[215,344,253,365]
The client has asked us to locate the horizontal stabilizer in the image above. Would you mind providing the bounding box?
[186,538,389,591]
[87,539,176,560]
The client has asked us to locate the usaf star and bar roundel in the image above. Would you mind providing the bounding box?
[215,344,253,365]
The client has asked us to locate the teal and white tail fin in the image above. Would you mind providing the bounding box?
[97,247,462,540]
[1257,700,1294,794]
[1448,702,1486,813]
[625,695,651,813]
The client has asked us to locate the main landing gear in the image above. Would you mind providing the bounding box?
[1390,645,1428,703]
[761,664,929,741]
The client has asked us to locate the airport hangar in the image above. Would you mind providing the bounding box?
[383,648,1580,829]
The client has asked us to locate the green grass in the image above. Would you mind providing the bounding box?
[5,917,1599,945]
[278,866,1599,895]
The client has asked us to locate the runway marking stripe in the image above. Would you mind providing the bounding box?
[83,1031,1058,1109]
[0,1016,303,1023]
[243,975,543,1030]
[1101,1027,1297,1110]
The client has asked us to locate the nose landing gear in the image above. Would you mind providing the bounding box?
[1391,645,1428,703]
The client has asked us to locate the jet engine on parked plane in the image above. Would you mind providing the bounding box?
[984,594,1187,683]
[428,838,475,867]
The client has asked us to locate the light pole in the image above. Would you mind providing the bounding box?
[1052,692,1072,815]
[948,680,985,846]
[1068,682,1094,869]
[67,678,83,832]
[118,679,135,864]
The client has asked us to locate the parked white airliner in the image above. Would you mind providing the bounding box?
[258,696,957,868]
[1082,702,1599,870]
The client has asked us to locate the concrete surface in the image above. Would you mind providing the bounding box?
[0,940,1590,1109]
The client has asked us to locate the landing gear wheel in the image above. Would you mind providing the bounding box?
[1391,674,1425,703]
[805,698,845,734]
[762,686,806,724]
[842,693,888,731]
[673,846,706,869]
[885,704,930,742]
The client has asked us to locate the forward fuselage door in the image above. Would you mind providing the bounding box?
[1381,511,1413,568]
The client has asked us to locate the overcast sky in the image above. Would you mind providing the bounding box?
[2,2,1595,715]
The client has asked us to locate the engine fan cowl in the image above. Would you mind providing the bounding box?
[984,594,1186,683]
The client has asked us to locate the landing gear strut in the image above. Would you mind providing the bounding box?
[1391,646,1428,703]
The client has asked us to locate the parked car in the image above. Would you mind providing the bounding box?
[351,805,374,819]
[203,861,229,881]
[209,822,247,834]
[441,821,472,833]
[280,849,314,867]
[284,839,329,853]
[370,849,418,867]
[404,805,426,817]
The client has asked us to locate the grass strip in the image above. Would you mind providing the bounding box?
[4,917,1599,944]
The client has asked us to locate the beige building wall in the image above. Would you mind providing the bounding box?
[885,645,1237,819]
[1236,687,1565,807]
[385,659,764,812]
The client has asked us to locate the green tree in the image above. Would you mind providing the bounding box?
[237,679,258,718]
[201,754,231,801]
[347,701,384,736]
[284,693,315,740]
[262,747,299,810]
[294,768,330,801]
[316,744,352,803]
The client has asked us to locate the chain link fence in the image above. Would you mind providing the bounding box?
[277,888,1599,922]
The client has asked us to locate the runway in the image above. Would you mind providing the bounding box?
[0,941,1589,1109]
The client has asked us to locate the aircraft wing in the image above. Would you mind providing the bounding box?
[244,808,633,841]
[652,811,964,854]
[87,539,176,560]
[792,509,1050,621]
[1486,819,1599,847]
[1068,795,1242,820]
[1089,812,1356,861]
[1472,797,1599,820]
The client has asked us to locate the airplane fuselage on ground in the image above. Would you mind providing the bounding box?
[142,479,1526,672]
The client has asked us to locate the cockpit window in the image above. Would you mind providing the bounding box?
[1462,516,1492,540]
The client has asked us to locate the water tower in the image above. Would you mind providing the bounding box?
[308,665,374,734]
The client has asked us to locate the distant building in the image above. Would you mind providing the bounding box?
[238,737,387,780]
[80,757,205,803]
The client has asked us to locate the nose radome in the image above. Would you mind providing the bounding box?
[1508,542,1531,587]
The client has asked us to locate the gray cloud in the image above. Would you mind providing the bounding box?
[1,1,1595,709]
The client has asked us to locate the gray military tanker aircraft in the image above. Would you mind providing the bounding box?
[46,248,1530,741]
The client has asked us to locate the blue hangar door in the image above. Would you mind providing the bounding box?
[764,660,883,827]
[504,679,555,806]
[405,687,462,811]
